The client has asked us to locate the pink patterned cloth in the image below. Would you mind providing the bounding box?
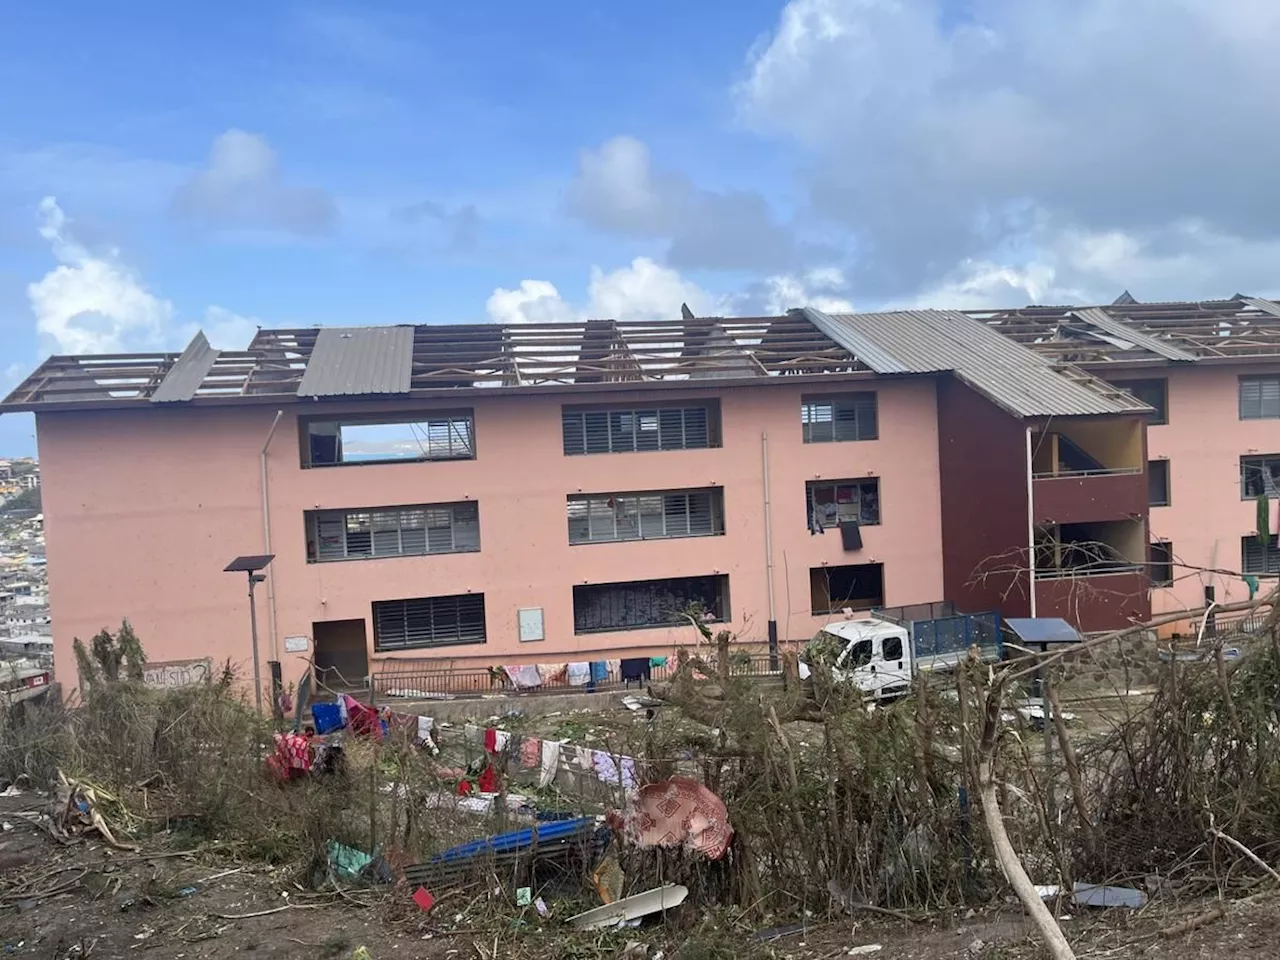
[266,733,312,780]
[621,776,733,859]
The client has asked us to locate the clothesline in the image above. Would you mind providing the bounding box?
[463,723,639,793]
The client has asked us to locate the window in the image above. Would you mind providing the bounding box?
[883,635,903,661]
[1242,455,1280,499]
[372,593,486,650]
[567,488,724,544]
[1242,535,1280,576]
[801,394,878,443]
[1149,541,1174,587]
[561,404,718,456]
[306,502,479,562]
[302,413,474,467]
[1240,376,1280,420]
[807,478,880,530]
[810,563,885,615]
[1148,460,1170,506]
[572,575,729,634]
[1112,379,1167,425]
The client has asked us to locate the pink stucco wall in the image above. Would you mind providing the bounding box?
[1145,363,1280,620]
[37,377,945,694]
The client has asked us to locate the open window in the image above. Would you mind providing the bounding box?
[1112,379,1167,425]
[1149,541,1174,587]
[1242,455,1280,499]
[301,413,474,467]
[1148,459,1170,506]
[809,563,885,615]
[1035,521,1146,579]
[806,478,880,530]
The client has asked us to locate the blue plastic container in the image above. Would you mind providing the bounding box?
[311,701,344,734]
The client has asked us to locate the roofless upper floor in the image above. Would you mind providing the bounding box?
[10,294,1277,420]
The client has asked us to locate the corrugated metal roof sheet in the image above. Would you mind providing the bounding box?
[1241,297,1280,318]
[1070,307,1198,363]
[151,332,220,403]
[803,307,1146,418]
[297,326,414,397]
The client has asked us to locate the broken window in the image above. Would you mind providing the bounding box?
[572,575,729,634]
[372,593,486,650]
[567,488,724,544]
[801,393,878,443]
[561,403,719,455]
[1240,376,1280,420]
[1243,535,1280,576]
[1148,460,1170,506]
[1241,455,1280,499]
[806,478,880,531]
[809,563,885,615]
[1149,541,1174,587]
[1112,379,1167,424]
[302,413,474,466]
[306,502,479,562]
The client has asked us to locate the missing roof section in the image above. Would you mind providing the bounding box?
[151,332,221,403]
[297,325,415,398]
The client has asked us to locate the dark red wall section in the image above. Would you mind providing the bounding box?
[936,376,1031,618]
[1035,572,1150,632]
[1033,471,1147,525]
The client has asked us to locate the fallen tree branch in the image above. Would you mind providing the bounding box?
[1208,820,1280,886]
[1160,905,1225,939]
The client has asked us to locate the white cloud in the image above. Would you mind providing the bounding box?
[759,267,854,314]
[487,257,719,324]
[485,279,577,325]
[173,130,337,236]
[27,197,268,355]
[199,306,261,351]
[27,197,175,354]
[735,0,1280,301]
[566,136,797,271]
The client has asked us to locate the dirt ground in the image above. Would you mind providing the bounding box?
[4,789,1280,960]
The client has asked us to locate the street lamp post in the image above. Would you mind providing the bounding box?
[223,554,275,714]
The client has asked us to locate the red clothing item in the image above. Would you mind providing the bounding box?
[483,727,498,753]
[478,763,499,793]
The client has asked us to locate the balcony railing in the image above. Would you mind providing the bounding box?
[1032,466,1143,480]
[1033,561,1146,581]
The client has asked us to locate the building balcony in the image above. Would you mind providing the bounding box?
[1031,418,1146,525]
[1032,467,1146,525]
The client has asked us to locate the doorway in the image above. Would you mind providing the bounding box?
[312,618,369,690]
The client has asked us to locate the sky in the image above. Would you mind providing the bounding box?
[3,0,1280,454]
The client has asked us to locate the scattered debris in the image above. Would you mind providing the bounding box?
[613,777,732,859]
[569,884,689,931]
[515,886,532,907]
[46,771,137,851]
[1072,882,1147,909]
[848,947,883,957]
[411,887,435,912]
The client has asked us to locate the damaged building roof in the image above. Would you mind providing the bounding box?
[11,297,1269,417]
[972,296,1280,365]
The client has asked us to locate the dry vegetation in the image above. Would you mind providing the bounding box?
[4,595,1280,958]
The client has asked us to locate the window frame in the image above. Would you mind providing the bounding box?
[1148,459,1171,507]
[809,562,886,616]
[801,393,879,444]
[1242,535,1280,577]
[306,501,480,562]
[372,593,487,651]
[567,487,725,545]
[1241,455,1280,500]
[806,477,881,529]
[561,402,721,456]
[1239,376,1280,421]
[299,411,476,468]
[571,574,730,634]
[1149,540,1174,588]
[1111,379,1168,425]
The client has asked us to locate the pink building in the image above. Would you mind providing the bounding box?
[3,308,1155,699]
[976,296,1280,630]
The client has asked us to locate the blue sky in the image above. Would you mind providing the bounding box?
[4,0,1280,455]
